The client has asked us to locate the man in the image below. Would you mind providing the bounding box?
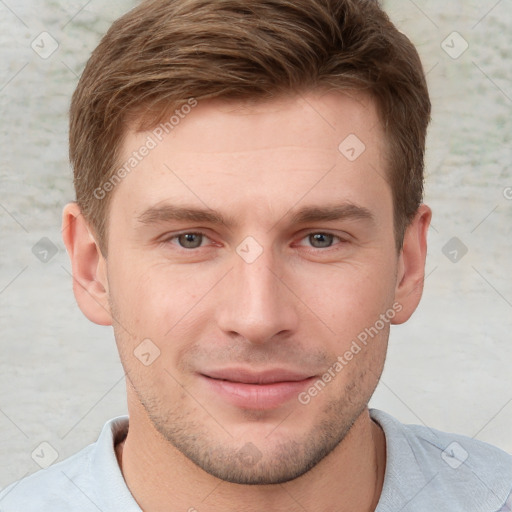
[1,0,511,510]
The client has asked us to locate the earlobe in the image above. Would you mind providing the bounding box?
[61,202,112,326]
[391,204,432,325]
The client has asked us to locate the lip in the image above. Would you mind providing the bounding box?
[199,368,317,410]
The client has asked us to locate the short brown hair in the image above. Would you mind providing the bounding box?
[69,0,431,255]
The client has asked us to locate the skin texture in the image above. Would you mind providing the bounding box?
[62,90,431,511]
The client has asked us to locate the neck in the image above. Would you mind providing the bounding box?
[116,403,386,512]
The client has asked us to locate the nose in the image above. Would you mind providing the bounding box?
[215,243,299,345]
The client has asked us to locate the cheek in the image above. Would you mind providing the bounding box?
[107,259,214,349]
[297,258,397,342]
[107,239,397,353]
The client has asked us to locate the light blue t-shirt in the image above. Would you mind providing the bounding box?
[1,409,511,511]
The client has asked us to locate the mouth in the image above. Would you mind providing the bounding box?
[199,368,317,410]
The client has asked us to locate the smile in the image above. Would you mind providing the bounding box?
[199,368,317,410]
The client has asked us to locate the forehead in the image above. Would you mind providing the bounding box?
[153,90,382,153]
[125,89,385,162]
[109,90,390,228]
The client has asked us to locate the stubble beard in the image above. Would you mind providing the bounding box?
[131,370,374,485]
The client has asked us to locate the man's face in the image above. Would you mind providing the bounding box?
[104,91,400,484]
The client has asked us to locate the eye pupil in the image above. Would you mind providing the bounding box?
[179,233,202,249]
[174,233,336,250]
[309,233,333,248]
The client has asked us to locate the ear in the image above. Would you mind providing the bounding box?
[391,203,432,324]
[61,202,112,326]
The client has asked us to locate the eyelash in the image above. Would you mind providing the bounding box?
[161,231,347,252]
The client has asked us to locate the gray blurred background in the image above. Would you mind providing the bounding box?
[0,0,511,488]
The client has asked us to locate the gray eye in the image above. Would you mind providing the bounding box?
[308,233,334,248]
[178,233,203,249]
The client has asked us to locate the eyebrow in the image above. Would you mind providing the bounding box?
[136,202,375,229]
[137,204,235,228]
[287,204,374,226]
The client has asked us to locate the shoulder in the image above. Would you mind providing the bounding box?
[0,443,96,511]
[0,416,135,512]
[371,408,512,512]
